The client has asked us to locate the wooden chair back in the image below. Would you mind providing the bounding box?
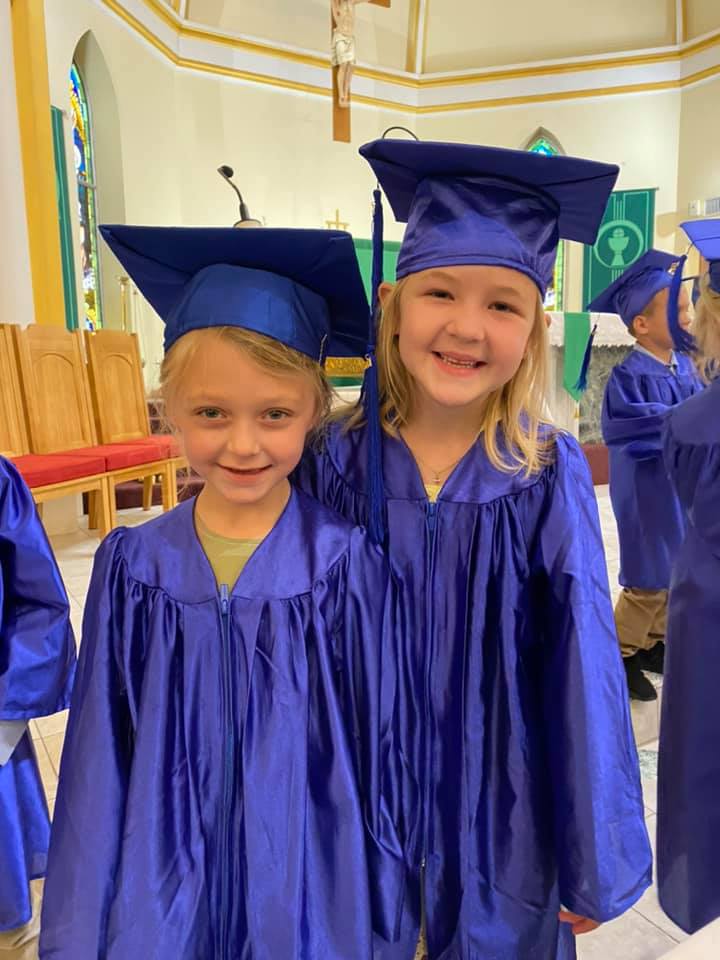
[84,330,151,443]
[0,325,29,458]
[12,324,97,454]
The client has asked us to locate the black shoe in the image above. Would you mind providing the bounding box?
[636,641,665,675]
[624,654,658,701]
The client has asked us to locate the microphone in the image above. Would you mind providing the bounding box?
[217,165,262,227]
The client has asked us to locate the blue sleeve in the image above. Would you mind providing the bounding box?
[664,412,720,558]
[0,457,76,720]
[536,435,652,920]
[342,530,404,943]
[601,368,671,460]
[40,530,134,960]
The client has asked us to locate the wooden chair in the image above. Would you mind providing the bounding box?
[0,324,112,538]
[84,329,185,511]
[0,325,28,459]
[10,324,175,530]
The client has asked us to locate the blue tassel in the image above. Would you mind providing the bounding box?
[363,188,386,545]
[691,275,701,307]
[667,255,696,354]
[573,324,597,393]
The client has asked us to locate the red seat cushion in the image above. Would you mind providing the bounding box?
[11,453,107,488]
[136,435,182,457]
[71,442,167,471]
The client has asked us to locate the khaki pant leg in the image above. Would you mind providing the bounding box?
[615,588,668,658]
[648,591,669,641]
[0,881,42,960]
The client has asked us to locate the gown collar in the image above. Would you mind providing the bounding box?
[323,421,550,506]
[119,488,353,604]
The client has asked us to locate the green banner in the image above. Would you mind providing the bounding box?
[51,106,79,331]
[582,188,656,308]
[563,312,591,403]
[353,238,401,302]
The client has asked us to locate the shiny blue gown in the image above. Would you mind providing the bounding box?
[39,491,403,959]
[296,426,652,960]
[601,349,703,589]
[0,456,75,931]
[657,377,720,934]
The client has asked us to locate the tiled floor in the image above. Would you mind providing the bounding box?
[31,490,684,958]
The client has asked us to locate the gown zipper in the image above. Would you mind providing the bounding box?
[422,499,438,952]
[218,583,233,960]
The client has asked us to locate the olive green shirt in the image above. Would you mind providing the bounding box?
[195,513,261,589]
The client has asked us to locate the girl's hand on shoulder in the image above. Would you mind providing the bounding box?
[558,910,601,936]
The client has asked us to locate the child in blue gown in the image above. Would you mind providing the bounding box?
[588,251,704,701]
[296,139,652,959]
[657,219,720,934]
[40,227,402,960]
[0,456,75,954]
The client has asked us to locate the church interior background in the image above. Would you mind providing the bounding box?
[2,2,720,957]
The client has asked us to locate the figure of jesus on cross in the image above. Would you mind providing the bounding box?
[331,0,370,107]
[330,0,389,141]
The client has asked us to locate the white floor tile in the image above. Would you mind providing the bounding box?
[576,907,678,959]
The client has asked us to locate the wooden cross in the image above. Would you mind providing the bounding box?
[325,209,350,230]
[332,0,391,143]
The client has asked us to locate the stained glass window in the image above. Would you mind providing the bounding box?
[528,135,564,311]
[70,62,103,330]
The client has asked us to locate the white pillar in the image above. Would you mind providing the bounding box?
[0,0,34,327]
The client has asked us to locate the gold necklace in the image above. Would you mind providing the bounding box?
[412,450,465,485]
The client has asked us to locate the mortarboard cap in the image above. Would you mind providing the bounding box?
[359,138,619,295]
[680,219,720,294]
[586,249,679,327]
[99,225,369,360]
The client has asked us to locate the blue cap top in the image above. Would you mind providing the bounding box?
[586,249,680,326]
[99,225,370,359]
[359,138,619,295]
[680,219,720,293]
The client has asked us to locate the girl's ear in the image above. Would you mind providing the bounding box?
[377,281,395,310]
[544,312,552,329]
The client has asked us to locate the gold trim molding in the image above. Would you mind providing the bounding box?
[103,0,720,114]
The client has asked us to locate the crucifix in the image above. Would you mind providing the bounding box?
[325,208,350,230]
[331,0,391,143]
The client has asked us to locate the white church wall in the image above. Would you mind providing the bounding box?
[677,75,720,260]
[417,91,682,311]
[685,0,720,41]
[0,0,34,327]
[190,0,412,74]
[424,0,677,73]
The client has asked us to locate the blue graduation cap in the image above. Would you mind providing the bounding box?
[680,219,720,294]
[586,247,694,355]
[586,250,679,326]
[99,225,370,360]
[359,138,619,295]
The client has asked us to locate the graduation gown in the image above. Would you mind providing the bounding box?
[39,490,403,960]
[295,426,651,960]
[657,377,720,934]
[0,456,75,931]
[601,349,703,590]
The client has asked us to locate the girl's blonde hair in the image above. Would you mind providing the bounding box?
[693,274,720,381]
[344,277,555,475]
[159,326,332,427]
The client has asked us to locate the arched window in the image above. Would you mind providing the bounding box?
[527,130,565,310]
[70,62,103,330]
